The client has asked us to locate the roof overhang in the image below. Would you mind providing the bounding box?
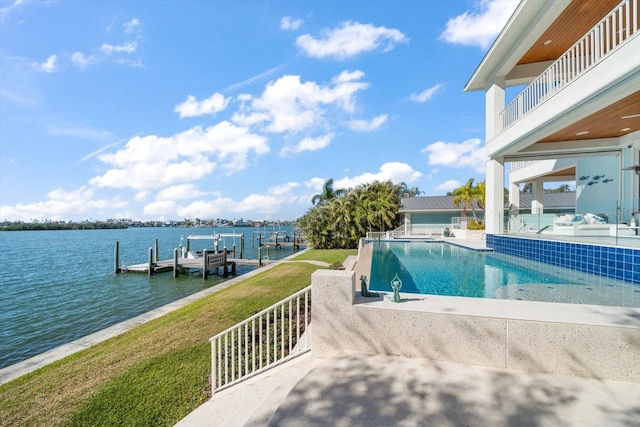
[465,0,571,92]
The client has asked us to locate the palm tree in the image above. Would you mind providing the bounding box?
[452,178,478,220]
[311,178,345,206]
[299,180,421,249]
[474,181,486,210]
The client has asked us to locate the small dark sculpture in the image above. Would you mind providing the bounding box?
[359,275,380,297]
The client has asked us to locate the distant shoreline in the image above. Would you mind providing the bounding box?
[1,222,129,231]
[1,221,297,232]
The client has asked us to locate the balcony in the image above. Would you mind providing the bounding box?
[498,0,639,133]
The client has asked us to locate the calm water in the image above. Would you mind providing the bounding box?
[0,226,299,369]
[369,241,640,307]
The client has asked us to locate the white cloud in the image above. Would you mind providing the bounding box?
[410,84,442,103]
[100,41,138,55]
[90,121,269,190]
[280,133,334,156]
[46,123,114,141]
[71,52,94,69]
[232,71,369,134]
[348,114,387,132]
[174,93,230,118]
[304,177,326,191]
[435,179,461,192]
[123,18,140,34]
[420,138,485,173]
[440,0,519,49]
[296,21,408,59]
[176,182,301,219]
[156,184,207,201]
[334,162,422,189]
[134,191,149,202]
[0,186,127,222]
[0,0,27,22]
[280,16,303,31]
[143,200,176,217]
[33,54,57,73]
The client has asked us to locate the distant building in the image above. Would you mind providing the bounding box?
[234,218,251,227]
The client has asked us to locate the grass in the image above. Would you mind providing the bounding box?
[291,249,356,264]
[0,249,356,426]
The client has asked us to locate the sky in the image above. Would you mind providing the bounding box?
[0,0,519,222]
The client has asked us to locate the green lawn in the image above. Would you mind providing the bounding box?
[291,249,356,264]
[0,249,356,427]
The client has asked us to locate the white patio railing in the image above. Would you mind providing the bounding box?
[210,286,311,392]
[365,224,450,240]
[499,0,638,131]
[510,161,535,171]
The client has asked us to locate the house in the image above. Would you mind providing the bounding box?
[399,192,575,231]
[399,192,576,220]
[464,0,639,235]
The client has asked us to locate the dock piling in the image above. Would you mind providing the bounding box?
[154,239,159,262]
[223,248,228,276]
[114,241,121,274]
[173,248,179,278]
[258,247,262,267]
[148,247,154,277]
[203,249,209,279]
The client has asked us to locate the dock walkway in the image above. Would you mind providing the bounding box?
[122,250,237,279]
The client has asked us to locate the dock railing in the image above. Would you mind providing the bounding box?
[210,285,311,392]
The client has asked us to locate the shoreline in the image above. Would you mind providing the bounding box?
[0,251,309,386]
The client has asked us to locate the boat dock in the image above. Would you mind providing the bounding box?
[117,244,238,279]
[113,231,302,279]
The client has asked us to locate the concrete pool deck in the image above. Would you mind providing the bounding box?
[177,351,640,426]
[316,246,640,383]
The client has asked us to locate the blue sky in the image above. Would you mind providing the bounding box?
[0,0,518,222]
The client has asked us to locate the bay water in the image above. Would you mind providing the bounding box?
[0,226,298,369]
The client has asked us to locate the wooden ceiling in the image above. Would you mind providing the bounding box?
[539,91,640,142]
[517,1,639,144]
[519,0,624,65]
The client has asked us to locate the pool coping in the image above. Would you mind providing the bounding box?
[353,291,640,329]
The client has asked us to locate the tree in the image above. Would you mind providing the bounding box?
[451,178,486,227]
[298,180,418,249]
[452,178,479,220]
[311,178,345,206]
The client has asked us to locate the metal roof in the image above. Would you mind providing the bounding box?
[399,192,575,213]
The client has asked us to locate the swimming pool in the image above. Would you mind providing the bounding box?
[368,241,640,308]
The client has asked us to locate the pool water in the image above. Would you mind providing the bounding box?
[368,241,640,307]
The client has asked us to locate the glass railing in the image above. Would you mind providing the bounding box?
[504,198,640,248]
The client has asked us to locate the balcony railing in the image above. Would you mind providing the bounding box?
[210,286,311,392]
[499,0,638,131]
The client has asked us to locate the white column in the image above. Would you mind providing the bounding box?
[509,182,520,210]
[486,77,506,141]
[404,213,412,235]
[532,180,544,214]
[486,157,505,234]
[485,77,506,235]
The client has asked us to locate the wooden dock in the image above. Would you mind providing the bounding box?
[114,240,274,280]
[113,232,304,280]
[121,250,236,279]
